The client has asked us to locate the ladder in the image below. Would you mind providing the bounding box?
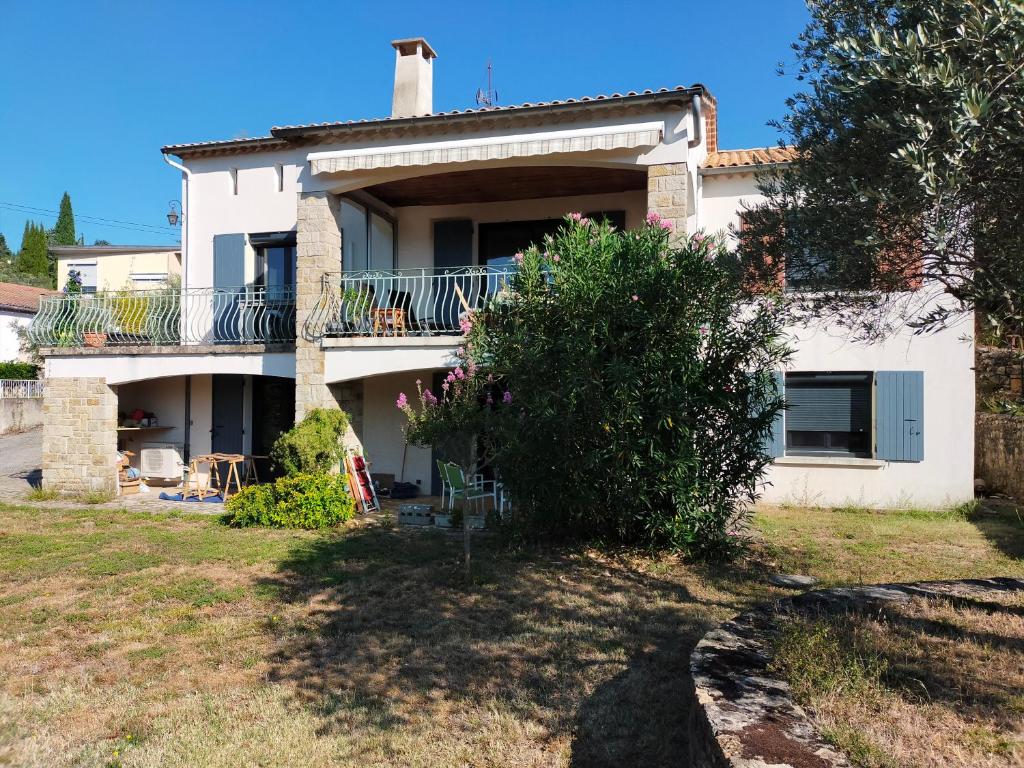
[344,451,380,514]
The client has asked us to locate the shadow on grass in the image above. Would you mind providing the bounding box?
[261,524,729,766]
[970,500,1024,561]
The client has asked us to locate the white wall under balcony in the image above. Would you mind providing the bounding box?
[323,338,457,383]
[45,350,295,385]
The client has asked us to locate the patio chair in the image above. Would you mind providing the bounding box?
[436,458,452,511]
[443,462,498,516]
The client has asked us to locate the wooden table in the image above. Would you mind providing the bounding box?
[185,453,247,499]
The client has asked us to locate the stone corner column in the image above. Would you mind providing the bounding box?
[42,377,118,495]
[647,163,688,238]
[295,191,343,422]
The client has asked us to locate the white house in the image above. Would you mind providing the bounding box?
[1,282,56,363]
[32,37,974,507]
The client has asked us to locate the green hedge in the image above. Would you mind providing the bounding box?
[0,362,38,380]
[225,473,356,529]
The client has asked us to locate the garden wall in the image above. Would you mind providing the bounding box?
[688,578,1024,768]
[976,345,1023,405]
[0,397,43,435]
[976,412,1024,500]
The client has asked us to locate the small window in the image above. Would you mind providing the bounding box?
[130,272,168,286]
[230,168,239,195]
[785,372,872,457]
[275,164,284,192]
[68,263,97,293]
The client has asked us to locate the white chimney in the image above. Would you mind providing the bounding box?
[391,38,437,119]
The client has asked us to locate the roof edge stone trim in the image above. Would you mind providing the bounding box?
[162,85,707,159]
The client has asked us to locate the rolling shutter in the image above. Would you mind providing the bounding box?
[785,373,872,433]
[875,371,924,462]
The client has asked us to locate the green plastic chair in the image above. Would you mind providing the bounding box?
[443,461,497,515]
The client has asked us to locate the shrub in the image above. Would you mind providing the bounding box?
[270,408,349,476]
[225,473,355,529]
[0,362,38,380]
[399,214,789,559]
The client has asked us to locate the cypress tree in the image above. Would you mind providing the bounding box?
[16,222,50,278]
[53,192,76,245]
[0,233,12,266]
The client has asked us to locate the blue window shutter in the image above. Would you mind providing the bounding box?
[768,372,785,458]
[213,234,246,288]
[875,371,924,462]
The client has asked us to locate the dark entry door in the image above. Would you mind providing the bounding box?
[211,374,245,454]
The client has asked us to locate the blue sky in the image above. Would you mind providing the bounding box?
[0,0,809,251]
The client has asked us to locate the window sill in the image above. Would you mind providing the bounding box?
[774,456,886,469]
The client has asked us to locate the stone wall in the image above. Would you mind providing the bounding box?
[976,412,1024,499]
[646,163,688,236]
[689,578,1024,768]
[42,377,118,495]
[295,191,343,420]
[0,396,43,435]
[976,345,1023,406]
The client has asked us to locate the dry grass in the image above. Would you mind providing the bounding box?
[772,590,1024,768]
[0,500,1020,767]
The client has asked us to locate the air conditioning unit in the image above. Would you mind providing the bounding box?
[141,442,184,481]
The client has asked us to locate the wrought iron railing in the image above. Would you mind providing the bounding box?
[0,379,43,398]
[306,266,516,339]
[29,286,296,347]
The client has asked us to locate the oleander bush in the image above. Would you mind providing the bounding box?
[400,214,790,559]
[225,473,355,529]
[0,362,38,379]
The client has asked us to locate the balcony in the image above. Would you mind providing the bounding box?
[29,286,296,348]
[307,266,515,340]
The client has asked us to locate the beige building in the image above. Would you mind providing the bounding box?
[52,245,181,293]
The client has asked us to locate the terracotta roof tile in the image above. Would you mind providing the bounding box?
[702,146,797,170]
[0,282,59,313]
[164,86,703,155]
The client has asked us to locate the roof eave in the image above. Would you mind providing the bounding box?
[699,161,791,176]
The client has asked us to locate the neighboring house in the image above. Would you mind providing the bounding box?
[31,37,974,507]
[0,281,57,362]
[51,245,181,293]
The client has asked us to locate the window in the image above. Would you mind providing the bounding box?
[68,263,97,293]
[784,372,872,457]
[250,232,297,292]
[130,272,168,287]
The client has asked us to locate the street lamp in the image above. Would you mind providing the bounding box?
[166,200,182,227]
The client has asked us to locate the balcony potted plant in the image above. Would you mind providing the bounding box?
[81,314,107,347]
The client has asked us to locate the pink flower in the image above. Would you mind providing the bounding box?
[459,314,473,334]
[568,212,583,222]
[579,217,590,226]
[645,211,662,225]
[692,233,706,244]
[699,326,709,336]
[454,367,465,380]
[447,372,456,384]
[502,389,513,405]
[659,219,674,231]
[487,373,495,383]
[442,381,450,392]
[631,294,639,302]
[513,252,524,265]
[424,389,438,406]
[552,254,560,262]
[395,393,408,409]
[415,379,422,386]
[457,346,465,356]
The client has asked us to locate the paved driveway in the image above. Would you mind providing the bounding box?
[0,426,42,493]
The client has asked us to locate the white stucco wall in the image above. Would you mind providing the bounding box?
[360,370,434,490]
[1,310,31,362]
[701,169,975,508]
[45,351,295,385]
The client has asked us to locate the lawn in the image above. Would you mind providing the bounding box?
[0,501,1021,767]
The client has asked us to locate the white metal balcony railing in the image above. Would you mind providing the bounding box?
[28,286,297,348]
[307,266,516,339]
[0,379,43,398]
